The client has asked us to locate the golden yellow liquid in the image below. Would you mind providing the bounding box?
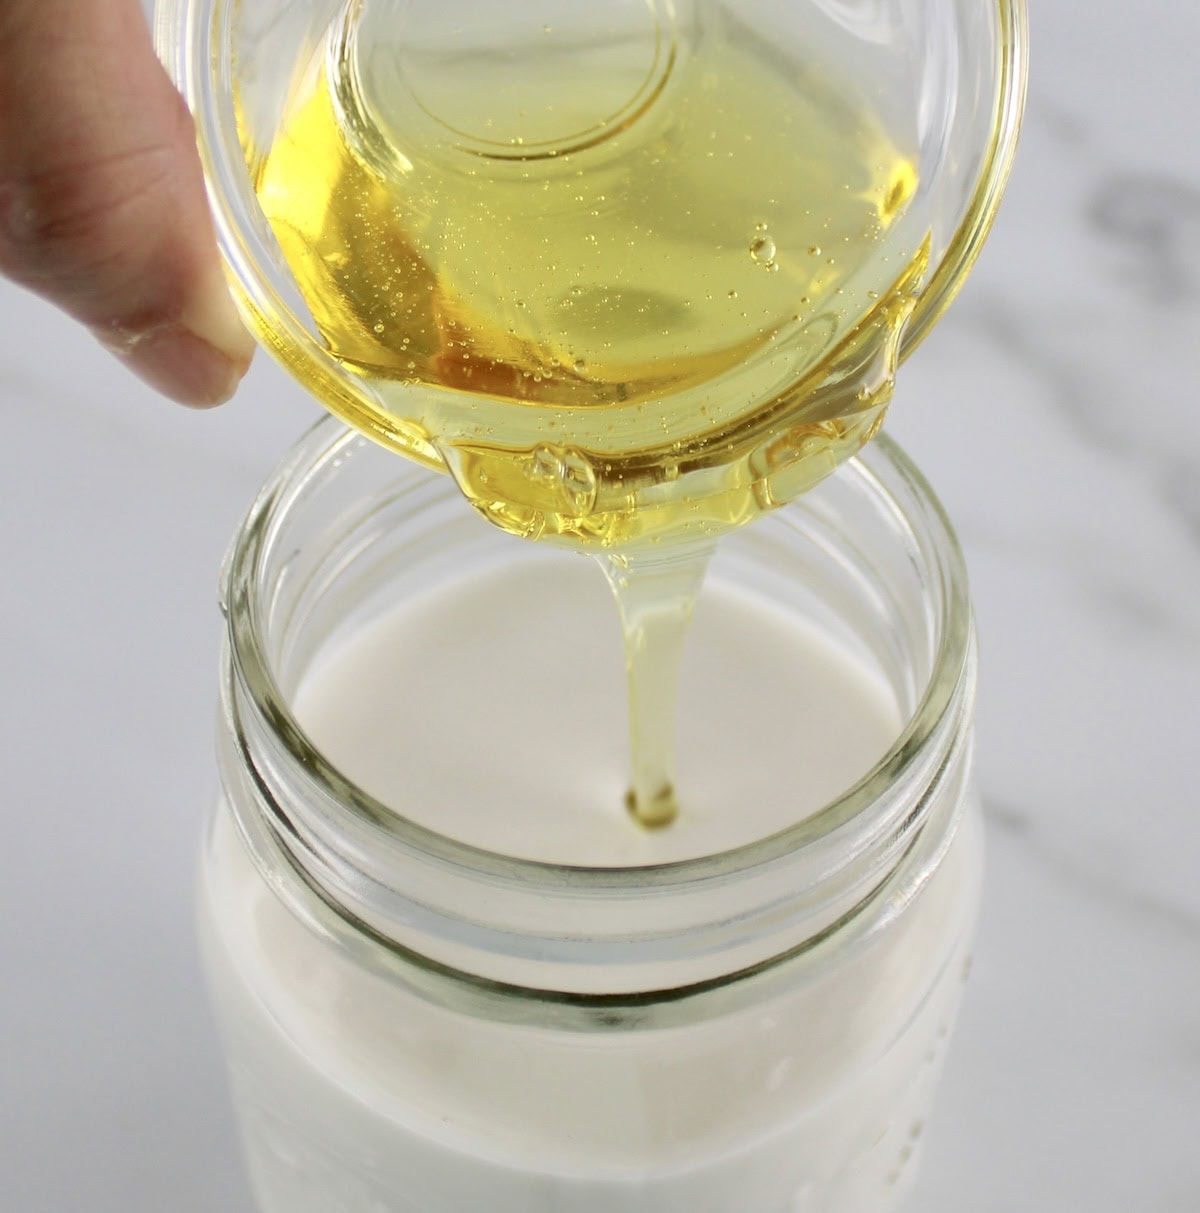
[241,6,930,825]
[243,6,928,553]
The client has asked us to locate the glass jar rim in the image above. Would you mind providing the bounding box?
[221,416,973,893]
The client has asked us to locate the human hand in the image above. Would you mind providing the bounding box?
[0,0,255,406]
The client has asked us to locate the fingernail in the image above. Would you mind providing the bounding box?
[98,320,250,407]
[96,269,256,407]
[182,264,258,372]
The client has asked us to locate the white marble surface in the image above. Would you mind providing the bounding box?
[2,4,1198,1210]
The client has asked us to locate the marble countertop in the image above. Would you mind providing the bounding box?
[2,5,1197,1210]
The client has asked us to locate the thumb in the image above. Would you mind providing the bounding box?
[0,0,255,406]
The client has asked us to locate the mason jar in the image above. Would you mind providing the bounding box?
[202,416,980,1213]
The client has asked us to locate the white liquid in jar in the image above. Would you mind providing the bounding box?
[290,555,901,863]
[200,553,982,1213]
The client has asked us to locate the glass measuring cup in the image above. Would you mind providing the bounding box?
[154,0,1026,551]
